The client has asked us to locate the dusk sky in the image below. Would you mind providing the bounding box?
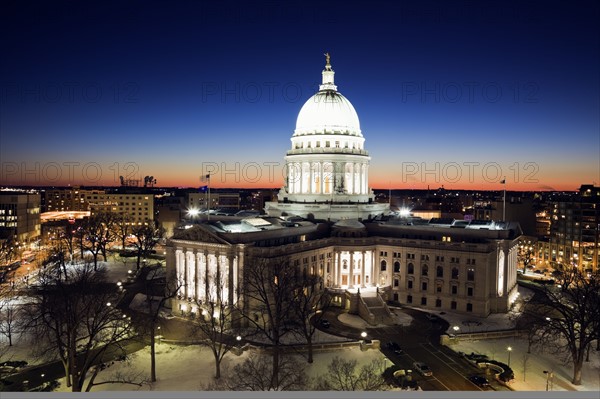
[1,0,598,191]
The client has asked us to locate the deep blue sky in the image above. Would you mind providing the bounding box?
[1,0,598,190]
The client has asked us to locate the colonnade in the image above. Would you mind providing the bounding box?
[287,161,368,195]
[174,248,240,306]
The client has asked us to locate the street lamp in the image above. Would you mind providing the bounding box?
[507,346,512,367]
[543,370,553,391]
[157,326,162,345]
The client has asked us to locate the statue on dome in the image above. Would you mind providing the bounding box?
[324,52,331,65]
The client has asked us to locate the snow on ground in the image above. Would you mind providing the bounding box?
[53,343,385,392]
[451,337,600,391]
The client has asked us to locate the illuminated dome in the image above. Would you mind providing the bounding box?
[264,53,390,221]
[294,91,362,137]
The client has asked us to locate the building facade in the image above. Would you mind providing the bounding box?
[0,190,41,244]
[167,218,521,319]
[88,193,155,225]
[536,184,599,273]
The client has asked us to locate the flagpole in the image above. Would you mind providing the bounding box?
[502,176,506,222]
[207,173,211,222]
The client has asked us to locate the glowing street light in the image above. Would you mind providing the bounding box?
[361,331,367,339]
[507,346,512,366]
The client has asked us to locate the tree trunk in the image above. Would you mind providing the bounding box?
[214,351,221,379]
[150,331,156,382]
[585,344,591,362]
[272,344,279,389]
[572,358,583,385]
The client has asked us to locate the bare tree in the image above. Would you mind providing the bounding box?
[81,215,105,271]
[312,356,387,391]
[518,239,534,273]
[0,236,16,266]
[0,284,19,346]
[289,274,331,363]
[133,266,181,382]
[522,269,600,385]
[206,354,308,391]
[189,270,238,379]
[22,262,134,392]
[97,212,117,262]
[131,224,164,270]
[114,214,132,251]
[237,257,301,389]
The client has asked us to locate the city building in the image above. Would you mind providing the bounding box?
[167,57,521,323]
[0,189,41,245]
[264,55,389,220]
[472,195,536,236]
[43,187,105,212]
[536,184,599,273]
[187,191,240,213]
[88,192,155,225]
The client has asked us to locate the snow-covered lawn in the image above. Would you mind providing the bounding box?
[52,343,385,392]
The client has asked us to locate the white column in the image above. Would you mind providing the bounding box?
[361,251,366,287]
[335,251,340,286]
[175,249,184,294]
[348,252,354,288]
[196,252,204,301]
[228,255,235,305]
[186,250,195,300]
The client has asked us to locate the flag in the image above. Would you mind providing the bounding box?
[199,185,208,192]
[200,174,210,183]
[500,179,506,184]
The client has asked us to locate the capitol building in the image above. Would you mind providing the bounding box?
[166,56,521,323]
[264,54,389,221]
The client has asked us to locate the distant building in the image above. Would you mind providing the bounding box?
[0,190,41,244]
[43,187,105,212]
[473,196,536,236]
[187,192,240,213]
[156,194,183,238]
[537,185,599,273]
[88,193,155,225]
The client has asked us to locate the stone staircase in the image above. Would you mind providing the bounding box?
[359,294,394,325]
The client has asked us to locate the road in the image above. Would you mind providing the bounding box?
[319,306,511,391]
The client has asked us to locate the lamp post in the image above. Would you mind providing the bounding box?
[507,346,512,367]
[543,370,553,391]
[157,326,161,345]
[361,331,367,340]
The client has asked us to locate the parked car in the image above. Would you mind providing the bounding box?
[386,341,404,355]
[468,375,490,388]
[319,319,330,328]
[412,362,433,377]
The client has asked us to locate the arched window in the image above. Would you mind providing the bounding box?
[408,263,414,274]
[436,266,444,278]
[421,264,429,276]
[451,267,459,279]
[394,261,400,273]
[380,260,387,271]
